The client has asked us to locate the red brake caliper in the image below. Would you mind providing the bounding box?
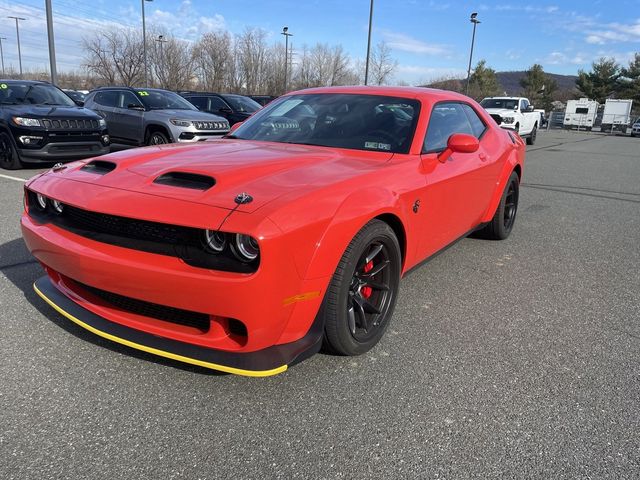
[361,261,373,298]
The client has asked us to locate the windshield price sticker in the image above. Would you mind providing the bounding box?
[365,141,391,151]
[0,84,7,89]
[138,91,149,96]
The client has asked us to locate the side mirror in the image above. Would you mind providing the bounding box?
[74,100,84,107]
[127,104,145,111]
[525,105,535,112]
[229,121,243,134]
[437,133,479,163]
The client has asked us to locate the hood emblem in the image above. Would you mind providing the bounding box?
[234,192,253,205]
[52,163,66,172]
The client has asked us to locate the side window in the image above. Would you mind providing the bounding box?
[188,96,209,110]
[423,103,474,153]
[119,91,142,109]
[93,91,118,107]
[208,96,229,111]
[461,104,487,139]
[520,99,529,111]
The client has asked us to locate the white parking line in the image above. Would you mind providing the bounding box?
[0,173,26,182]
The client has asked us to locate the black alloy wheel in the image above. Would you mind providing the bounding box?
[147,131,169,145]
[0,133,22,170]
[477,171,520,240]
[322,220,401,356]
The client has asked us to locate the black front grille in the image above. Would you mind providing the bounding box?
[78,281,210,331]
[63,204,196,244]
[42,118,99,130]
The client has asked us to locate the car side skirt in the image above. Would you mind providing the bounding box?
[33,276,323,377]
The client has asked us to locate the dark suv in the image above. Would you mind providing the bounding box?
[0,80,109,170]
[179,92,262,126]
[84,87,229,146]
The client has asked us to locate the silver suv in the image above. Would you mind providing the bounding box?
[84,87,229,146]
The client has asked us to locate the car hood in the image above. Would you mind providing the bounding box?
[150,109,227,122]
[483,108,518,116]
[3,104,101,119]
[50,140,393,213]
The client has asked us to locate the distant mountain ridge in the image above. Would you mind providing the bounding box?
[496,71,578,95]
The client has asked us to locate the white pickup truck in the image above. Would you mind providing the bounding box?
[480,97,542,145]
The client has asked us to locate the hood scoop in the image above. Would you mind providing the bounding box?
[153,171,216,191]
[80,160,117,175]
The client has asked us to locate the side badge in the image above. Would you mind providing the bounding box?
[413,199,420,214]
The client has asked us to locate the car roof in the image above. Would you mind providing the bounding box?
[92,86,174,93]
[0,79,51,85]
[285,85,474,102]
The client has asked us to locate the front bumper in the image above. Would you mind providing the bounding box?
[18,141,109,162]
[21,202,328,374]
[34,275,322,376]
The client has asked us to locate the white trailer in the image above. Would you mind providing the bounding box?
[564,98,599,130]
[600,99,633,132]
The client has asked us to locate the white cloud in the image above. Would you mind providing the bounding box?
[582,19,640,45]
[381,31,450,56]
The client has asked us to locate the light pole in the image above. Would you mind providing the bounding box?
[155,34,168,87]
[142,0,153,87]
[364,0,374,85]
[465,12,480,96]
[281,26,293,93]
[7,16,25,78]
[45,0,57,84]
[0,37,6,77]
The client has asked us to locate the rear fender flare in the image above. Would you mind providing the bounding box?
[481,152,522,223]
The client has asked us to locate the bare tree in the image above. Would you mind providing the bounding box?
[149,32,195,90]
[235,28,269,93]
[82,27,145,86]
[192,31,233,91]
[369,41,397,85]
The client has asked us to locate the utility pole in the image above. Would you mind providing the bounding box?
[0,37,6,77]
[364,0,374,85]
[155,35,168,87]
[465,12,481,96]
[45,0,57,84]
[281,27,293,93]
[7,16,25,78]
[142,0,153,87]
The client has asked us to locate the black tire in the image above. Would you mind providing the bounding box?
[146,130,169,146]
[322,220,401,356]
[0,132,23,170]
[478,171,520,240]
[526,125,537,145]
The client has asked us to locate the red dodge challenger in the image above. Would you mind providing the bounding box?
[22,86,525,376]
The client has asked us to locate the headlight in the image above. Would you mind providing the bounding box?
[51,199,64,214]
[36,193,48,210]
[502,116,514,124]
[13,117,42,127]
[203,230,227,253]
[170,119,192,127]
[98,118,107,128]
[233,234,259,262]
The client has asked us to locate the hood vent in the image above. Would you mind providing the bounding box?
[80,160,117,175]
[153,172,216,190]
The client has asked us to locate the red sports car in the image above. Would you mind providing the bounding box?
[22,86,525,376]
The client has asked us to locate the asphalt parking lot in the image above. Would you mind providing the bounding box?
[1,130,638,479]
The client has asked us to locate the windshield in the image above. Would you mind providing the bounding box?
[135,89,196,110]
[230,93,420,154]
[0,82,76,106]
[64,90,86,102]
[222,94,261,113]
[480,98,518,110]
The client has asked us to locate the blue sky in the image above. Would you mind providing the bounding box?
[1,0,639,84]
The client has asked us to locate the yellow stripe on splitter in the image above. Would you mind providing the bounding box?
[33,283,287,377]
